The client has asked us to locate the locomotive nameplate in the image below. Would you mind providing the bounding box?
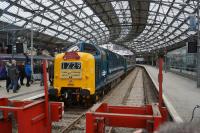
[61,62,82,79]
[61,70,82,79]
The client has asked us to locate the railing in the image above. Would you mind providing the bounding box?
[166,53,197,80]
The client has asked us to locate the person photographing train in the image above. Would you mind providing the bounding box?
[24,52,32,87]
[25,61,32,87]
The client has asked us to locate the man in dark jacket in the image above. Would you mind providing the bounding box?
[40,61,44,86]
[48,61,54,86]
[18,63,25,85]
[5,61,11,89]
[7,60,19,93]
[0,62,7,80]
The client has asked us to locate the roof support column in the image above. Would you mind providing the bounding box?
[31,12,34,76]
[197,0,200,87]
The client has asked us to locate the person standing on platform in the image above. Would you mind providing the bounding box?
[18,63,25,86]
[5,61,11,90]
[40,60,44,86]
[7,60,19,93]
[23,52,30,65]
[25,61,32,87]
[24,52,32,87]
[48,61,54,86]
[0,61,7,80]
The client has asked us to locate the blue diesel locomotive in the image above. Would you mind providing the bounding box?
[50,42,135,103]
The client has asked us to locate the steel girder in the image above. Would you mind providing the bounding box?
[83,0,121,41]
[115,0,150,44]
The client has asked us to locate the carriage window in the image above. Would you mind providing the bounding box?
[83,44,98,55]
[67,45,80,52]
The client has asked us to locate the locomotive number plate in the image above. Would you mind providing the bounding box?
[61,62,82,79]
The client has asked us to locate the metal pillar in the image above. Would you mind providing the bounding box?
[158,57,163,107]
[31,13,34,77]
[197,0,200,87]
[11,31,16,55]
[164,54,167,73]
[43,60,51,132]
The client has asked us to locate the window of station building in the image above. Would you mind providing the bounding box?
[67,45,80,52]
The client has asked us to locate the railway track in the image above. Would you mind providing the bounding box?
[55,85,120,133]
[52,108,87,133]
[55,68,138,133]
[108,67,158,133]
[55,67,158,133]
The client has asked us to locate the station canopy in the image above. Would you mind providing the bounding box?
[0,0,199,54]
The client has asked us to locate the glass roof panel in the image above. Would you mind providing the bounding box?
[92,16,101,22]
[49,5,59,10]
[76,21,85,28]
[36,0,53,7]
[34,16,42,22]
[44,29,57,36]
[7,5,19,14]
[1,14,16,23]
[68,37,77,42]
[15,19,26,27]
[17,9,32,18]
[57,34,67,40]
[73,0,84,5]
[0,1,10,10]
[66,14,75,21]
[40,18,51,26]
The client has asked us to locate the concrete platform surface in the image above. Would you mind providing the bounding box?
[143,65,200,122]
[0,80,45,100]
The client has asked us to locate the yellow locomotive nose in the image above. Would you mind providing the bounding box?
[53,52,95,101]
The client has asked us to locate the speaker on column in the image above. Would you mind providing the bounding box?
[7,45,12,54]
[188,41,197,53]
[16,43,24,53]
[0,43,2,53]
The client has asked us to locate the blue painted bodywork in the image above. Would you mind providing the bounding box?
[75,42,135,93]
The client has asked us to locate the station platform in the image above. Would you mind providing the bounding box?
[142,65,200,122]
[0,80,45,100]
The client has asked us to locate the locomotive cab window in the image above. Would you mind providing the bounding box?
[83,44,99,55]
[67,45,80,52]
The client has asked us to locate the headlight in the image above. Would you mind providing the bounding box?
[65,92,68,99]
[62,92,68,99]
